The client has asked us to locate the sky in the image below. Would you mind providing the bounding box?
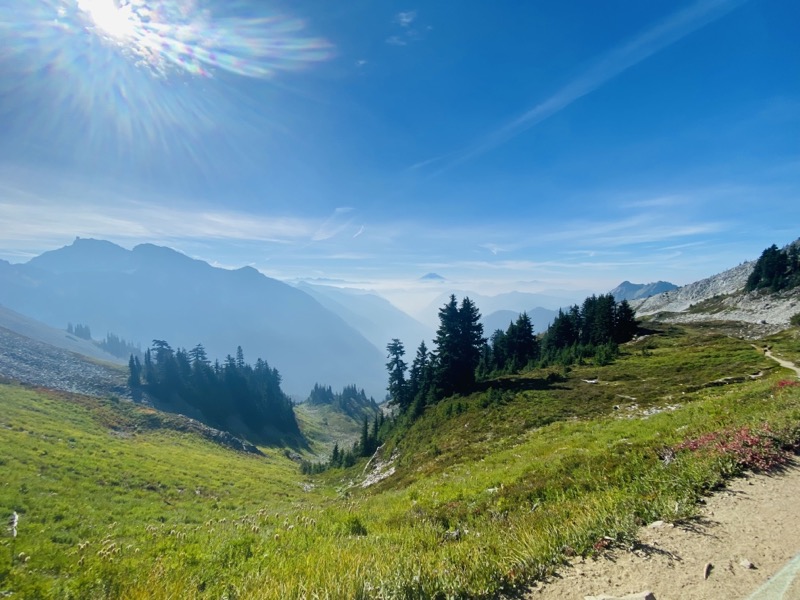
[0,0,798,314]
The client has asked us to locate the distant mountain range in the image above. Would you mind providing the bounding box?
[417,290,583,330]
[0,238,386,398]
[295,283,433,351]
[609,280,678,302]
[481,307,557,335]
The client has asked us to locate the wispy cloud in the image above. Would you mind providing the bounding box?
[311,207,355,241]
[387,9,428,46]
[395,10,417,27]
[480,243,508,256]
[0,193,341,257]
[385,35,408,47]
[414,0,747,174]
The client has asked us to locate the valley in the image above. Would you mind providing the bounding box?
[1,320,799,598]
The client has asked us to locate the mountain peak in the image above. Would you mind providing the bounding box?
[609,280,678,302]
[420,272,445,282]
[27,238,131,274]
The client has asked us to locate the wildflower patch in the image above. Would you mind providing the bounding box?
[674,426,790,473]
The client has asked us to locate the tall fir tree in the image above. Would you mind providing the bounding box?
[386,339,409,410]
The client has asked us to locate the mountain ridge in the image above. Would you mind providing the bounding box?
[0,238,386,398]
[632,241,800,334]
[609,280,678,302]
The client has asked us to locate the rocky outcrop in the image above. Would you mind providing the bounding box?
[0,326,129,398]
[632,261,800,332]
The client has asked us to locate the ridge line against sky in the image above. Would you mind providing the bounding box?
[0,0,798,315]
[411,0,749,176]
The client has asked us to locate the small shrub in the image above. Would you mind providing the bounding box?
[674,426,789,473]
[342,516,367,537]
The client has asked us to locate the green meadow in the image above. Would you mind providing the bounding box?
[2,323,799,599]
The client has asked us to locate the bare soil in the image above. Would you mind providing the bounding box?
[525,460,800,600]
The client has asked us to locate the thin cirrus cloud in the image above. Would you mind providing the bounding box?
[0,197,319,251]
[395,10,418,27]
[311,207,356,242]
[387,9,426,46]
[413,0,748,174]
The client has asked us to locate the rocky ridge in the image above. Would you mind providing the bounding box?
[0,326,129,398]
[632,261,800,334]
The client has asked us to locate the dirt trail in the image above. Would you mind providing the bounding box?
[763,348,800,378]
[526,349,800,599]
[525,461,800,599]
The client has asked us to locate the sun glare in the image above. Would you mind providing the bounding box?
[77,0,137,40]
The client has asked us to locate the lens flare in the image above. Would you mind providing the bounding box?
[78,0,137,41]
[0,0,333,163]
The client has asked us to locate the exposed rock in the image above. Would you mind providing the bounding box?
[739,558,756,570]
[631,259,800,333]
[361,446,398,488]
[0,326,129,399]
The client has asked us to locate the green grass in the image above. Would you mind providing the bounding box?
[294,402,370,457]
[2,323,800,599]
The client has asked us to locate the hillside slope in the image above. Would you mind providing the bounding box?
[633,260,800,332]
[2,324,800,598]
[0,325,128,398]
[0,304,123,364]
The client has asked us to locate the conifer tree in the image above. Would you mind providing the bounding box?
[432,295,484,399]
[386,338,409,410]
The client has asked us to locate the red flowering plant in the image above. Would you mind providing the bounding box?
[673,425,789,474]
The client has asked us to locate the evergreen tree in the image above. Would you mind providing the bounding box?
[386,338,409,410]
[407,340,432,407]
[614,300,638,343]
[432,295,484,399]
[360,416,371,457]
[127,354,141,388]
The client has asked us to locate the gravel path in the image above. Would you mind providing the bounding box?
[525,461,800,600]
[764,348,800,378]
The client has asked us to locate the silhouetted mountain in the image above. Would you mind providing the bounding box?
[481,307,556,335]
[0,239,386,398]
[609,280,678,302]
[296,283,433,350]
[419,273,446,282]
[418,290,581,329]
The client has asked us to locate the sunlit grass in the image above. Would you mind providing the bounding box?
[1,324,799,598]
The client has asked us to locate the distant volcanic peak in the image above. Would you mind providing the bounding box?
[420,272,446,282]
[610,280,678,302]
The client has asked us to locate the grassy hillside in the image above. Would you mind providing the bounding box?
[2,323,799,598]
[295,401,378,456]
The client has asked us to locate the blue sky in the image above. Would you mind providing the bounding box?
[0,0,798,313]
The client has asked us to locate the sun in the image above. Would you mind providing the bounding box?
[77,0,137,41]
